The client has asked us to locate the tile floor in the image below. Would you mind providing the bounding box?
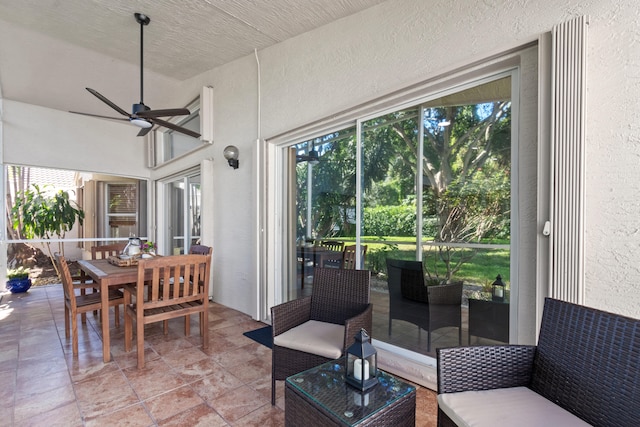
[1,285,437,426]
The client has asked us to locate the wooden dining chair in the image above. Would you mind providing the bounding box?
[186,244,212,334]
[123,253,212,368]
[91,242,127,259]
[55,253,124,356]
[342,244,368,269]
[319,240,344,268]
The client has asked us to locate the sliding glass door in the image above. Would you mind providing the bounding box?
[165,173,201,255]
[282,73,515,359]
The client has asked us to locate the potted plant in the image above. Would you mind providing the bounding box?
[141,241,156,258]
[6,266,32,293]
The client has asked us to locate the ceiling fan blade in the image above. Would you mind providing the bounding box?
[152,118,201,139]
[137,126,154,137]
[136,108,191,118]
[69,111,130,122]
[86,88,131,117]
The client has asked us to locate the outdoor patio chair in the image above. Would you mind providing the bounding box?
[55,253,124,356]
[123,253,211,369]
[342,244,368,269]
[271,267,372,405]
[319,240,344,268]
[386,258,462,352]
[91,242,127,259]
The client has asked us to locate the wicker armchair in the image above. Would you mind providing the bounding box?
[271,267,372,405]
[386,259,462,352]
[437,298,640,427]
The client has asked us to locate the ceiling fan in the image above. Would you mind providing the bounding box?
[70,13,200,138]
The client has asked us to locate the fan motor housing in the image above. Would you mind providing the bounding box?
[132,103,150,114]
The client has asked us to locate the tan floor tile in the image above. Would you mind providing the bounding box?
[144,384,205,422]
[15,401,83,427]
[157,403,228,426]
[172,356,225,383]
[13,384,76,422]
[416,387,438,427]
[74,369,139,419]
[0,402,13,427]
[113,346,161,369]
[3,285,439,426]
[161,346,209,369]
[209,385,269,423]
[15,368,72,399]
[123,358,186,400]
[84,403,154,427]
[190,366,244,402]
[233,403,285,427]
[227,356,271,383]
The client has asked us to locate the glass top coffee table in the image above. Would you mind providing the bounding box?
[285,358,416,426]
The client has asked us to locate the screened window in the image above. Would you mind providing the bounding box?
[106,183,138,238]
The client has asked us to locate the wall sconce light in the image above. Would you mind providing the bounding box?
[223,145,239,169]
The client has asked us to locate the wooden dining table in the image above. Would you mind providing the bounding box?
[77,258,150,362]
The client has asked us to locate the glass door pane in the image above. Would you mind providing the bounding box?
[359,106,422,349]
[290,129,357,299]
[166,174,201,255]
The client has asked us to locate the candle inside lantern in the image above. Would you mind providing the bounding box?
[354,359,369,380]
[495,287,503,298]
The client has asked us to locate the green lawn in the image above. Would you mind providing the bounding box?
[326,235,510,286]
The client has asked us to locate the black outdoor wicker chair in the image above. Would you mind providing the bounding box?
[437,298,640,427]
[386,259,462,352]
[271,267,372,405]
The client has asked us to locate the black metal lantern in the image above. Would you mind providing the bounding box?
[345,329,378,391]
[492,274,505,302]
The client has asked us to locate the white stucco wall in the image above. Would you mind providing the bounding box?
[2,0,639,321]
[3,100,147,177]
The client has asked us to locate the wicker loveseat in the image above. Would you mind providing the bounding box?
[437,298,639,427]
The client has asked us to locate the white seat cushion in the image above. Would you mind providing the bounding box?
[273,320,344,359]
[438,386,591,427]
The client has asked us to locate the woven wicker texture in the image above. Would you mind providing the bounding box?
[437,298,640,427]
[285,360,416,426]
[437,345,536,394]
[271,268,372,405]
[530,298,640,427]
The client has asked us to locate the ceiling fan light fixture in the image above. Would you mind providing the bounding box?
[130,118,152,129]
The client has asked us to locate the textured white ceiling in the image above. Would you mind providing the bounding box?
[0,0,386,80]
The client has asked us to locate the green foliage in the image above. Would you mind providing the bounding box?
[7,266,30,280]
[12,184,85,240]
[366,242,399,274]
[363,204,416,236]
[11,184,85,275]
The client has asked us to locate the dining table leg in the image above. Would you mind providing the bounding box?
[100,278,111,363]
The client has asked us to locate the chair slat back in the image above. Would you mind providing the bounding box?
[54,253,77,309]
[320,240,344,252]
[310,267,371,324]
[342,244,368,269]
[92,242,127,260]
[136,254,211,309]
